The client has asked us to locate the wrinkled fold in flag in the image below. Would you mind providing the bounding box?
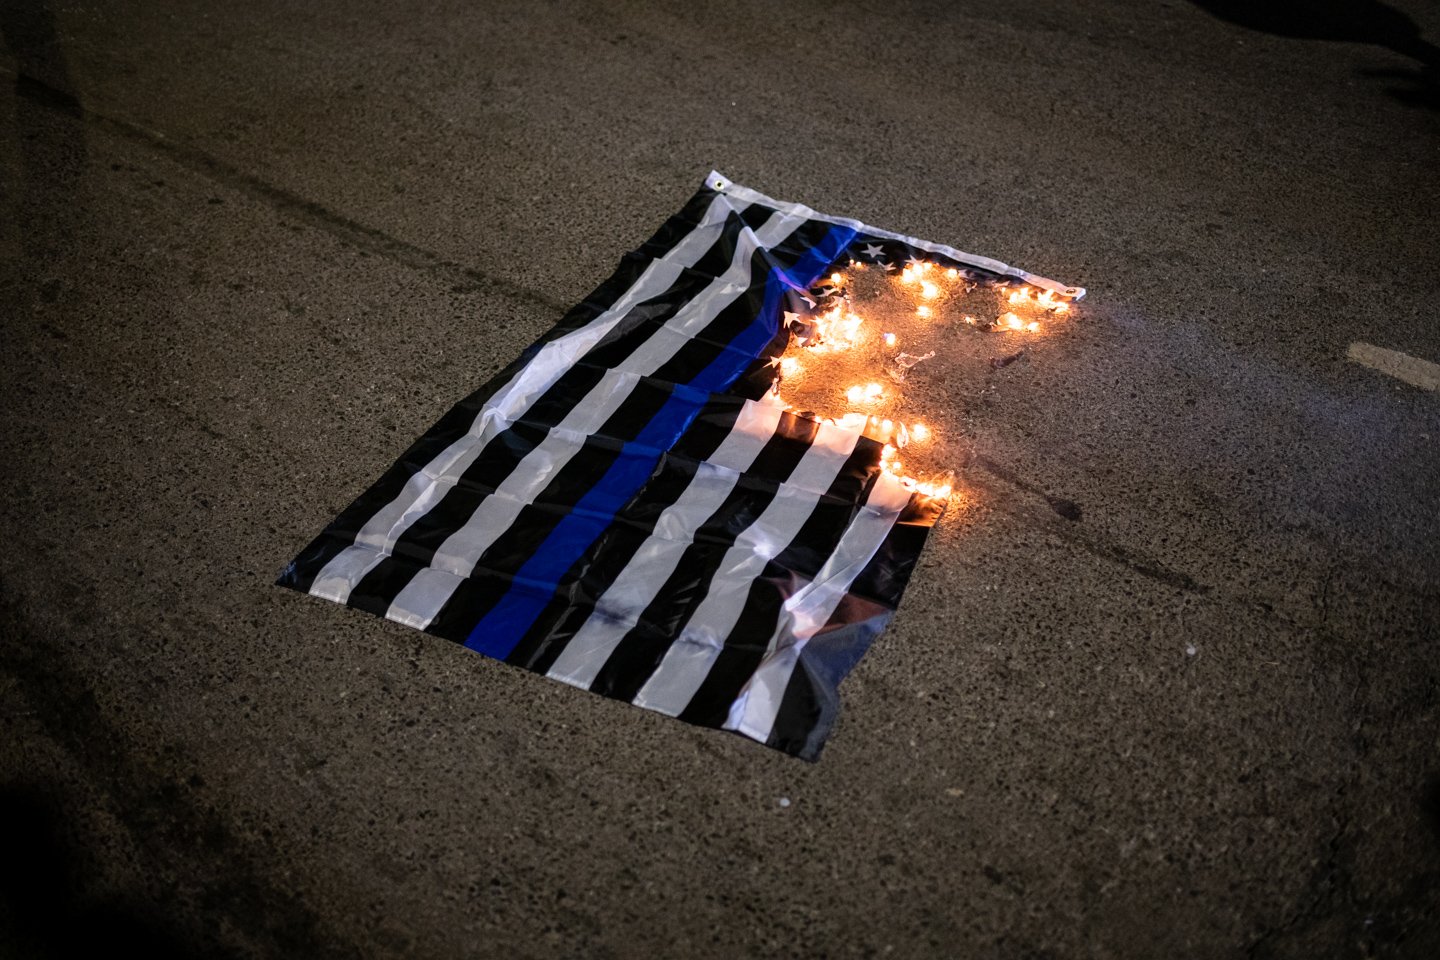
[280,171,1080,760]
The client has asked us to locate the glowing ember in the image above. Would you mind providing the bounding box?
[764,253,1080,502]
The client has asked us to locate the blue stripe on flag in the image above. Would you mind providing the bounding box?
[465,224,857,658]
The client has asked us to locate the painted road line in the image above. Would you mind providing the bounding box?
[1346,342,1440,391]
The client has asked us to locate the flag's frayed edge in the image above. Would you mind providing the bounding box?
[706,170,1086,301]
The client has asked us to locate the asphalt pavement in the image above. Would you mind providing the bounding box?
[3,1,1438,957]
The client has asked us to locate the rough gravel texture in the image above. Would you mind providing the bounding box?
[3,1,1438,957]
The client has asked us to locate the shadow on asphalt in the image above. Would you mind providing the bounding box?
[1,11,194,944]
[2,0,87,265]
[1187,0,1440,109]
[0,785,203,959]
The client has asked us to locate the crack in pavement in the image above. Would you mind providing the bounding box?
[7,70,570,319]
[967,455,1210,595]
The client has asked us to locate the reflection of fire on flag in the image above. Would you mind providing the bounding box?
[278,171,1083,760]
[761,254,1080,497]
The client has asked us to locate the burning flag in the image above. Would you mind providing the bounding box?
[279,171,1082,760]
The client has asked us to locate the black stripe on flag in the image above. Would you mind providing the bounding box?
[764,493,941,759]
[502,394,751,672]
[649,218,837,386]
[555,185,733,338]
[279,184,731,594]
[587,411,821,702]
[388,210,833,642]
[400,374,679,640]
[334,207,763,613]
[675,437,884,727]
[349,375,678,619]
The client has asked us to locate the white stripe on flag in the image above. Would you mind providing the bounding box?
[723,474,913,744]
[375,208,813,627]
[705,169,1085,301]
[544,399,786,688]
[308,191,746,605]
[630,420,862,717]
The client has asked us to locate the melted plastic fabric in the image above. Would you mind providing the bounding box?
[279,171,1075,760]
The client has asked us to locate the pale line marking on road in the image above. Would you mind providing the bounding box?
[1346,342,1440,391]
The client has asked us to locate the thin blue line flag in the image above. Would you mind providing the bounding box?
[279,171,1079,760]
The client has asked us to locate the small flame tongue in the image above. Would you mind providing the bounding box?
[765,258,1076,501]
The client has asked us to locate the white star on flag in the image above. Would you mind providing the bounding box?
[861,243,885,260]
